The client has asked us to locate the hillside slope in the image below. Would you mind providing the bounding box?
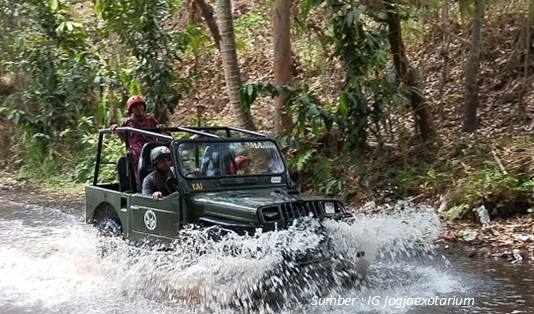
[172,8,533,137]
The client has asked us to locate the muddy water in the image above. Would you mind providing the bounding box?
[0,197,531,314]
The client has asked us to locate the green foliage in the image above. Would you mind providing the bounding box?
[443,204,470,220]
[279,135,350,195]
[238,81,282,110]
[0,0,201,182]
[239,75,397,154]
[94,0,190,123]
[312,157,333,183]
[238,0,400,157]
[72,132,125,184]
[284,86,338,139]
[291,0,398,154]
[310,156,348,195]
[418,167,452,189]
[293,36,329,71]
[239,81,342,141]
[16,131,57,179]
[179,23,213,54]
[0,0,527,213]
[458,0,475,19]
[235,12,268,35]
[328,3,392,153]
[478,165,532,199]
[293,148,317,172]
[0,0,103,179]
[448,162,534,217]
[299,0,324,25]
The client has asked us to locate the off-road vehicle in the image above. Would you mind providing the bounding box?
[85,125,367,291]
[85,125,369,304]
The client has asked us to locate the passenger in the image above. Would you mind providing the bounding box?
[142,146,174,200]
[229,155,252,175]
[110,95,166,178]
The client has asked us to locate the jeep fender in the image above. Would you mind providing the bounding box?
[92,203,121,227]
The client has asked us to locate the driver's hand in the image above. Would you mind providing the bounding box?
[110,124,118,133]
[152,191,163,200]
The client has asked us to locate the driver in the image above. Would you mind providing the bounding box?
[142,146,174,200]
[229,155,252,175]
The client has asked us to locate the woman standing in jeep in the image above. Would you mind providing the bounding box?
[110,96,166,181]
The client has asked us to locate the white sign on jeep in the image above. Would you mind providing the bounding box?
[271,177,282,184]
[144,209,157,230]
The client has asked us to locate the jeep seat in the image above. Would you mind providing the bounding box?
[137,142,168,190]
[116,151,136,192]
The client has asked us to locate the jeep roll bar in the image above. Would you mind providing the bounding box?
[154,126,268,138]
[93,127,175,186]
[93,125,269,186]
[181,126,268,138]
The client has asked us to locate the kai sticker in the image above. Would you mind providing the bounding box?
[144,209,157,230]
[191,182,204,191]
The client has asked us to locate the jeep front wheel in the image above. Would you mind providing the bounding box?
[98,217,123,237]
[95,216,123,258]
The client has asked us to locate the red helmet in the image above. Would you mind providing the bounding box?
[229,155,250,174]
[126,96,146,111]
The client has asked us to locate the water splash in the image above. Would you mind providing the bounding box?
[0,200,461,314]
[92,201,441,312]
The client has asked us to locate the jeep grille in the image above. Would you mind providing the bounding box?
[261,201,344,222]
[280,201,323,220]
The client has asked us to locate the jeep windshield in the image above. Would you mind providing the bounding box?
[176,139,286,179]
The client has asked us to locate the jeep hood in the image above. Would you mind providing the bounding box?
[190,189,325,212]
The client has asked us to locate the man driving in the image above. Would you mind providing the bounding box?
[142,146,173,200]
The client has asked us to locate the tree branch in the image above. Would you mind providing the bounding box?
[491,149,508,175]
[194,0,222,50]
[429,21,472,47]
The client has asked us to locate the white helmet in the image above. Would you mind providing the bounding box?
[150,146,171,165]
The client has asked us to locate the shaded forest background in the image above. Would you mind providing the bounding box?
[0,0,532,221]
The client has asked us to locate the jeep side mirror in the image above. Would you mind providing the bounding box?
[289,168,299,183]
[166,177,178,193]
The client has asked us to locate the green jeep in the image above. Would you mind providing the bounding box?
[85,125,364,265]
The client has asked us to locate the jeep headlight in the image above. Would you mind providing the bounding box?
[262,207,281,221]
[323,202,336,215]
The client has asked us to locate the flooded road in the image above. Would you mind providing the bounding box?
[0,195,532,313]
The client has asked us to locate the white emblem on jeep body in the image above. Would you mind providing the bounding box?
[144,210,157,230]
[271,177,282,184]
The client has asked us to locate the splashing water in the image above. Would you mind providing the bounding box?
[0,199,463,314]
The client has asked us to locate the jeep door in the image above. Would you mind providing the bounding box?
[128,193,181,244]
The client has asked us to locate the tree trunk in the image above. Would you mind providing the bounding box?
[438,0,451,121]
[273,0,293,135]
[462,0,484,132]
[194,0,222,50]
[385,1,437,141]
[216,0,256,130]
[518,0,532,122]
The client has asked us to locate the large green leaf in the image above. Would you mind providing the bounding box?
[338,92,349,118]
[48,0,59,12]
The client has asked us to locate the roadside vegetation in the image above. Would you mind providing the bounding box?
[0,0,532,243]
